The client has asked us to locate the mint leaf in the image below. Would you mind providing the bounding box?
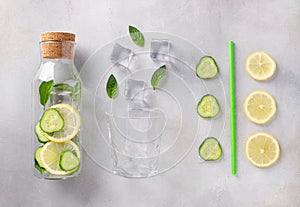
[151,65,167,90]
[106,74,118,98]
[129,25,144,46]
[53,83,73,91]
[54,82,81,102]
[71,81,81,101]
[39,80,54,109]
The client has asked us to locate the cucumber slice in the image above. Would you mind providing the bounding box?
[34,121,49,143]
[34,160,46,174]
[34,146,46,173]
[59,150,80,171]
[34,146,45,168]
[196,56,218,79]
[197,94,220,118]
[199,137,222,161]
[40,108,64,133]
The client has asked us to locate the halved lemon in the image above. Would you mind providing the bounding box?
[245,132,280,168]
[244,90,276,124]
[245,51,276,80]
[40,140,80,175]
[44,104,80,142]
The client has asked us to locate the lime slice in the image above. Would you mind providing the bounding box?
[34,121,49,143]
[199,137,222,161]
[44,104,80,143]
[40,140,80,175]
[196,56,218,79]
[197,94,220,118]
[244,90,276,124]
[40,108,64,133]
[59,150,80,171]
[245,51,276,80]
[245,132,280,168]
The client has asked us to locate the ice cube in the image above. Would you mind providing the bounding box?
[112,64,132,82]
[124,79,145,100]
[110,43,134,67]
[128,87,156,109]
[150,39,170,62]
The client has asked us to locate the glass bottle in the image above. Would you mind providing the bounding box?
[32,32,81,179]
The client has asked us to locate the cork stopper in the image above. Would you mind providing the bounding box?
[40,32,76,59]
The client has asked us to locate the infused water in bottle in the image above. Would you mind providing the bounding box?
[32,32,81,179]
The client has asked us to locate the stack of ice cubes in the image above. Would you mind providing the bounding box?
[109,39,171,110]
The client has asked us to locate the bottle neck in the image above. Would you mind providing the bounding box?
[38,56,78,84]
[41,57,74,65]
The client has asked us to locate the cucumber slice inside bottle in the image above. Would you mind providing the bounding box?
[199,137,222,161]
[34,146,45,168]
[40,108,64,133]
[34,160,46,174]
[59,150,80,171]
[34,146,46,173]
[34,121,49,143]
[196,56,218,79]
[197,94,220,118]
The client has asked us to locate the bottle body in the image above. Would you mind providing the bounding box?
[32,32,81,179]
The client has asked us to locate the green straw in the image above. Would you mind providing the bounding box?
[228,41,236,175]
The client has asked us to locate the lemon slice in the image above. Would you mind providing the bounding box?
[245,132,280,168]
[245,51,276,80]
[44,104,80,142]
[40,140,80,175]
[244,90,276,124]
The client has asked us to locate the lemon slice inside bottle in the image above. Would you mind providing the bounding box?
[40,140,80,175]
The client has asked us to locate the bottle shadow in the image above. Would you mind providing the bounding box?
[56,150,105,206]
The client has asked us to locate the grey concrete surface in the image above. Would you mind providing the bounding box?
[0,0,299,206]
